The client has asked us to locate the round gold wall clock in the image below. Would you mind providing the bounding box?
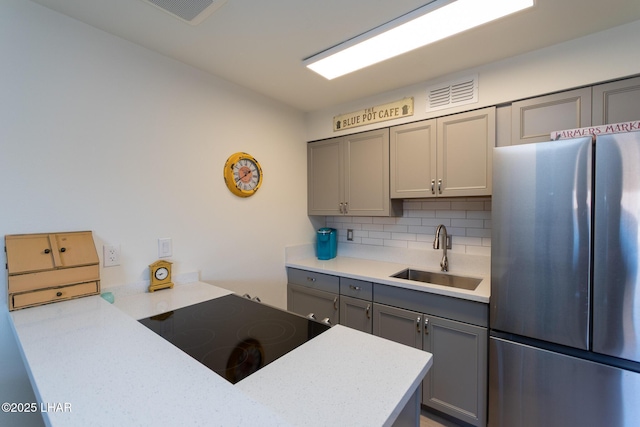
[223,152,263,197]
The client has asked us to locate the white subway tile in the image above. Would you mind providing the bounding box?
[383,224,408,233]
[369,231,392,240]
[362,223,385,232]
[396,217,422,226]
[391,233,417,241]
[384,239,409,248]
[362,238,384,246]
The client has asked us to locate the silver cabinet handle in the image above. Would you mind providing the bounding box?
[344,202,348,214]
[416,316,422,333]
[431,179,435,194]
[366,304,371,319]
[339,202,343,213]
[333,296,338,310]
[306,277,316,282]
[321,317,332,325]
[424,318,429,335]
[438,179,442,194]
[349,285,361,291]
[307,313,316,320]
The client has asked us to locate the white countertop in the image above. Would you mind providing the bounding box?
[9,282,431,427]
[286,255,490,303]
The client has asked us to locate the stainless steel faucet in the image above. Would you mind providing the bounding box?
[433,224,449,272]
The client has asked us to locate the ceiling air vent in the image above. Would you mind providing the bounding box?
[140,0,228,25]
[426,75,478,112]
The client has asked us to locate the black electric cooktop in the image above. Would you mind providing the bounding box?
[139,294,330,384]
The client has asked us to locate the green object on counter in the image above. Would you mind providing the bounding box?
[100,292,115,304]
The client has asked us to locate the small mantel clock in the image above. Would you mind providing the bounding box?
[149,260,174,292]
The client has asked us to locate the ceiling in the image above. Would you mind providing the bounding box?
[30,0,640,112]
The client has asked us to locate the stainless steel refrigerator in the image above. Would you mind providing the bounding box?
[490,133,640,427]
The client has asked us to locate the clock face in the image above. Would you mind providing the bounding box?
[224,152,263,197]
[154,266,169,281]
[233,158,260,192]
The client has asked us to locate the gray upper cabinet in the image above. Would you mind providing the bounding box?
[308,128,401,216]
[592,76,640,125]
[511,87,592,145]
[390,107,495,198]
[390,119,437,198]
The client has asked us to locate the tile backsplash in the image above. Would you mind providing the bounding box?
[326,197,491,256]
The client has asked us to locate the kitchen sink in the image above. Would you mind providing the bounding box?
[390,269,482,291]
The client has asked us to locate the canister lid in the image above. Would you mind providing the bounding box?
[317,227,334,234]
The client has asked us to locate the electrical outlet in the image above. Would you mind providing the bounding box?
[347,229,354,241]
[103,244,120,267]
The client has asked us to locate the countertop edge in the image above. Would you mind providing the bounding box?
[285,256,490,303]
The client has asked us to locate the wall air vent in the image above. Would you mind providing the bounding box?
[140,0,227,25]
[426,75,478,112]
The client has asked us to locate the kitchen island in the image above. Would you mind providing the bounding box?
[9,281,431,427]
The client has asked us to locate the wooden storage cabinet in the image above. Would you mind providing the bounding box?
[307,128,402,216]
[6,231,100,311]
[390,107,495,199]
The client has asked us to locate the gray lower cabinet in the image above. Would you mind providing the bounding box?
[339,295,372,333]
[287,268,339,325]
[423,314,487,427]
[287,268,488,426]
[372,288,488,427]
[339,277,373,333]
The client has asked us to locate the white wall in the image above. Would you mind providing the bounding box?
[0,1,314,423]
[306,19,640,141]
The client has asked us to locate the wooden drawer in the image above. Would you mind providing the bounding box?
[287,268,339,294]
[340,277,373,301]
[8,265,99,293]
[11,281,99,311]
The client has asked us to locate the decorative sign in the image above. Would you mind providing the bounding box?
[333,98,414,132]
[551,120,640,140]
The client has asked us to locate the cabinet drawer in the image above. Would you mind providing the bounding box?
[340,278,373,300]
[287,268,339,294]
[8,265,100,293]
[11,281,99,310]
[374,283,488,327]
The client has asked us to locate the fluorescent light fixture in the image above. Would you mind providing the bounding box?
[304,0,535,80]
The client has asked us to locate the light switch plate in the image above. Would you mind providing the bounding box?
[158,238,172,258]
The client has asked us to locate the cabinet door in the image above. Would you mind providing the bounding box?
[287,283,339,325]
[592,76,640,125]
[344,129,391,216]
[5,234,55,274]
[307,138,343,215]
[437,107,495,197]
[511,87,591,145]
[52,232,99,268]
[422,315,487,427]
[390,120,437,199]
[340,295,372,333]
[372,303,422,350]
